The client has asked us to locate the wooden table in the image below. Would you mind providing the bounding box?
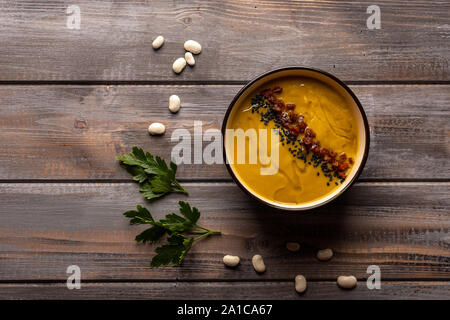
[0,0,448,300]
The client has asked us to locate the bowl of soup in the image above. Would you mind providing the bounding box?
[222,67,370,211]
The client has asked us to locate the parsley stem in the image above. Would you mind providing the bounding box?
[194,225,221,234]
[193,229,221,242]
[188,231,208,235]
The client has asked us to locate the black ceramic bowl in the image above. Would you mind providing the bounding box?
[222,67,370,211]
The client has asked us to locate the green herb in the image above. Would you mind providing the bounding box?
[123,201,220,267]
[117,147,188,200]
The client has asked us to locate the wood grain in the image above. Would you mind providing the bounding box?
[0,0,448,81]
[0,84,448,180]
[0,182,448,281]
[0,281,448,300]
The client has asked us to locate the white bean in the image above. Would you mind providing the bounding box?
[252,254,266,273]
[185,52,195,66]
[184,40,202,54]
[152,35,164,49]
[168,95,181,113]
[295,275,307,293]
[286,242,300,252]
[148,122,165,135]
[337,275,357,289]
[316,248,333,261]
[223,255,240,267]
[172,57,187,74]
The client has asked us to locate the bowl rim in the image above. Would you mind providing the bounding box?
[221,66,370,211]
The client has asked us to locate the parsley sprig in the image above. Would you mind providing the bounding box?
[123,201,220,267]
[117,147,188,200]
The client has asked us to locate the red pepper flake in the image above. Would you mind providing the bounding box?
[285,103,296,110]
[281,112,290,124]
[303,137,312,148]
[339,152,347,160]
[312,145,321,154]
[260,88,272,96]
[349,157,354,164]
[305,128,316,138]
[274,99,285,108]
[273,105,282,113]
[320,148,329,157]
[332,161,339,170]
[329,151,337,158]
[272,86,282,93]
[289,112,299,122]
[338,162,349,171]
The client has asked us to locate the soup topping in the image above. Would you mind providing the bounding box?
[249,86,354,183]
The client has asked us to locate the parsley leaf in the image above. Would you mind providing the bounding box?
[139,182,168,201]
[135,225,167,244]
[150,175,175,194]
[124,166,148,183]
[179,201,200,225]
[151,234,194,267]
[160,213,192,232]
[117,147,167,176]
[117,147,188,201]
[123,205,167,243]
[157,202,201,232]
[123,205,154,224]
[122,202,220,267]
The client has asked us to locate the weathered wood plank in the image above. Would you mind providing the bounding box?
[0,281,448,300]
[0,182,448,281]
[0,85,448,180]
[0,0,448,81]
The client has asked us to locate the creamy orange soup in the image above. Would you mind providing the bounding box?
[226,76,360,206]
